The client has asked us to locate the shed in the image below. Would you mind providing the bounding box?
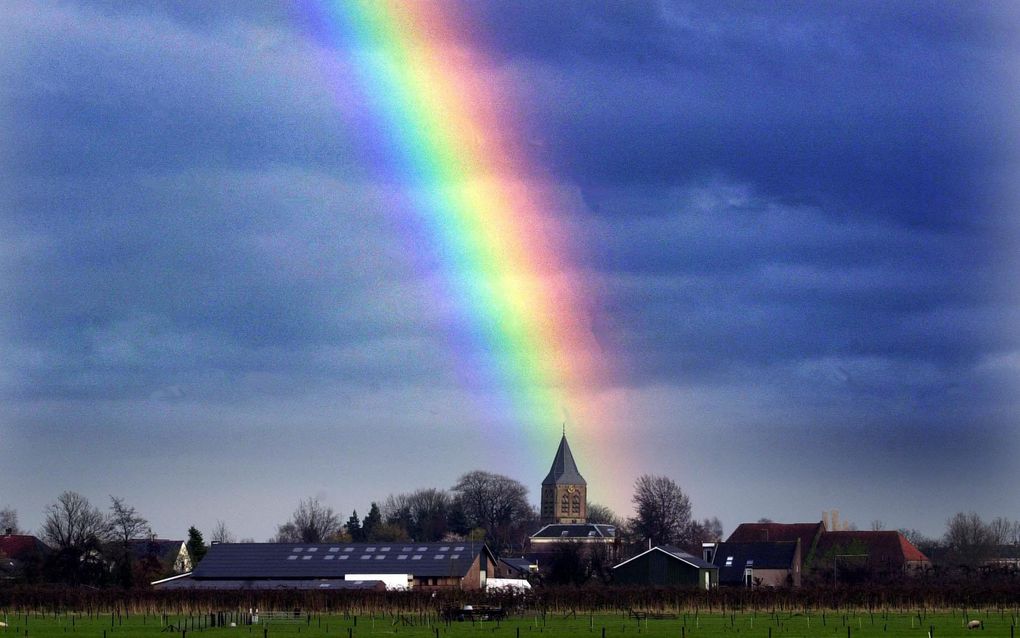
[613,545,717,589]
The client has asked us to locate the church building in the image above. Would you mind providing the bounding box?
[540,433,587,524]
[529,433,618,557]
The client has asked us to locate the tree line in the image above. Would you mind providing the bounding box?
[4,474,1017,589]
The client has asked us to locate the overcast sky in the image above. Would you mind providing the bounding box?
[2,0,1019,542]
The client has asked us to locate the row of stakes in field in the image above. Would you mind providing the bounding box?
[1,609,1020,638]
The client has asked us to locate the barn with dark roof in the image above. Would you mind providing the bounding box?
[612,545,717,589]
[153,542,497,590]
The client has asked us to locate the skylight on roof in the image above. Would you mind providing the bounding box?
[325,555,335,560]
[381,546,391,551]
[338,555,348,560]
[302,555,312,560]
[360,555,370,560]
[344,547,354,552]
[435,554,445,560]
[451,554,460,559]
[725,556,734,567]
[329,547,340,552]
[417,546,427,551]
[375,555,385,560]
[439,546,450,551]
[287,555,298,560]
[307,547,318,552]
[397,555,408,560]
[292,548,303,553]
[454,546,465,551]
[366,547,376,552]
[402,546,413,551]
[412,555,422,560]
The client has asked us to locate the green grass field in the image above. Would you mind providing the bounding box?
[1,611,1017,638]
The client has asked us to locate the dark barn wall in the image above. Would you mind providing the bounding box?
[614,551,701,587]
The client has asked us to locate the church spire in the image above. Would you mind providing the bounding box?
[542,432,586,486]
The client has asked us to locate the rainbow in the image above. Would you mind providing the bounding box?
[301,1,612,452]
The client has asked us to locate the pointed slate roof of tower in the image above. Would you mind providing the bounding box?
[542,434,586,486]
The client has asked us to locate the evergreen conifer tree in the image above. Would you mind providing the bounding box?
[187,526,207,564]
[345,511,364,542]
[363,503,383,541]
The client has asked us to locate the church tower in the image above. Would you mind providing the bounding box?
[540,433,587,524]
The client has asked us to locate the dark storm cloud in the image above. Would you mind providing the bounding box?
[464,1,1014,228]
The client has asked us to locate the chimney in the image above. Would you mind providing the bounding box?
[832,510,840,532]
[702,542,717,564]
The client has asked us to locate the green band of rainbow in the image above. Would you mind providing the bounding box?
[304,1,612,452]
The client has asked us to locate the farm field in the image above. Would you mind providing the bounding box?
[1,611,1016,638]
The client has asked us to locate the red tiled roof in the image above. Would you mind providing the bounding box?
[726,522,824,555]
[0,535,49,560]
[815,531,929,568]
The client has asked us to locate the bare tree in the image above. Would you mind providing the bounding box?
[586,503,622,527]
[870,520,885,531]
[700,516,724,541]
[452,470,532,551]
[210,520,236,544]
[944,511,994,568]
[382,493,413,533]
[42,491,110,550]
[274,498,342,543]
[0,507,21,534]
[629,475,692,547]
[987,516,1013,546]
[406,488,451,541]
[109,496,149,544]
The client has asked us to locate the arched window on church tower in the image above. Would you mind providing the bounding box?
[571,495,581,514]
[560,494,569,514]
